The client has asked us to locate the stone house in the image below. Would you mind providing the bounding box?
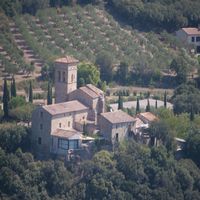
[31,56,135,158]
[99,110,135,145]
[176,27,200,53]
[31,100,89,157]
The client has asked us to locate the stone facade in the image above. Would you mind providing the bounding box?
[31,56,135,158]
[99,110,135,145]
[55,56,79,103]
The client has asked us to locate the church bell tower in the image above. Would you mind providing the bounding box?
[54,56,79,103]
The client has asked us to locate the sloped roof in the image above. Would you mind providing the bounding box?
[43,100,88,115]
[55,56,79,64]
[79,84,104,99]
[100,110,135,124]
[182,28,200,35]
[51,128,82,139]
[138,112,158,123]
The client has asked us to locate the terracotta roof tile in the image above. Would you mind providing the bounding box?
[79,84,104,99]
[101,110,135,124]
[43,100,88,115]
[55,56,79,64]
[138,112,158,123]
[51,128,82,139]
[182,28,200,35]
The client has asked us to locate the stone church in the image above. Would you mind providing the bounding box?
[31,56,135,158]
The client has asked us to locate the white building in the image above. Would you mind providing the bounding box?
[176,27,200,53]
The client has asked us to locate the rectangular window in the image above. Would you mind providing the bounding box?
[40,111,43,118]
[40,124,43,130]
[63,71,65,82]
[191,37,195,42]
[59,123,61,128]
[68,121,71,127]
[69,140,78,149]
[115,133,119,142]
[58,139,69,150]
[196,37,200,42]
[38,137,42,145]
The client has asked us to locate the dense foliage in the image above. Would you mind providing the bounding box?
[172,84,200,114]
[110,0,200,31]
[1,131,200,200]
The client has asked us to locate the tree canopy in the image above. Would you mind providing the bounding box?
[77,62,100,87]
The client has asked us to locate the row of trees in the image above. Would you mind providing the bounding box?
[117,91,168,114]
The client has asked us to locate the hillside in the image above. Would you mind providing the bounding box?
[0,5,198,86]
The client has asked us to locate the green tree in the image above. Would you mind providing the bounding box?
[28,81,33,103]
[136,97,140,114]
[164,91,167,108]
[95,51,113,83]
[186,129,200,166]
[117,61,129,85]
[146,99,150,112]
[170,57,188,85]
[10,103,34,124]
[47,81,52,105]
[0,123,29,152]
[3,79,10,119]
[77,62,100,87]
[10,76,17,98]
[8,96,26,109]
[172,84,200,114]
[118,95,123,110]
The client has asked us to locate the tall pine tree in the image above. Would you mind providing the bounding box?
[29,81,33,103]
[47,81,52,105]
[10,76,16,98]
[118,95,123,110]
[146,99,150,112]
[164,91,167,108]
[136,97,140,114]
[3,78,9,119]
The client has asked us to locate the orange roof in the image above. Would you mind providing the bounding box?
[55,56,79,64]
[101,110,135,124]
[138,112,158,123]
[182,28,200,35]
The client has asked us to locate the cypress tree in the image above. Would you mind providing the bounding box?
[29,81,33,103]
[190,105,194,121]
[164,91,167,108]
[155,99,158,109]
[136,97,140,114]
[3,79,9,119]
[146,99,150,112]
[118,95,123,110]
[11,76,16,98]
[47,81,52,105]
